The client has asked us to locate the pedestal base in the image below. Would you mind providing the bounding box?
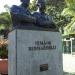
[8,29,63,75]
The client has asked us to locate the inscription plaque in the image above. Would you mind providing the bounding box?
[40,64,48,71]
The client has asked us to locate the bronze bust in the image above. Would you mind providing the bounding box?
[10,0,57,30]
[10,0,36,29]
[33,0,56,29]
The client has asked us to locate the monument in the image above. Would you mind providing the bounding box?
[33,0,56,29]
[10,0,36,29]
[8,0,63,75]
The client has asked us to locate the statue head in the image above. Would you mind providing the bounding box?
[20,0,30,7]
[37,0,46,12]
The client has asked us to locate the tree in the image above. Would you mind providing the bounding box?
[0,12,12,38]
[45,0,67,33]
[62,0,75,35]
[46,0,65,11]
[0,5,11,58]
[0,12,12,30]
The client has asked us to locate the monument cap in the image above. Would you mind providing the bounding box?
[20,0,30,3]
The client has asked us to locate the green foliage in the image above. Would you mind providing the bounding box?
[46,0,65,11]
[0,45,8,58]
[62,0,75,35]
[0,5,11,58]
[29,0,37,12]
[0,12,12,30]
[65,0,75,10]
[0,12,11,58]
[45,5,68,33]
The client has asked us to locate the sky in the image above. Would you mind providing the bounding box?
[0,0,33,13]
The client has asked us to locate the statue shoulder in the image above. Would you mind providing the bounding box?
[11,5,21,13]
[33,12,40,16]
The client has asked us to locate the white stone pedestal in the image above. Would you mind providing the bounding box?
[8,29,63,75]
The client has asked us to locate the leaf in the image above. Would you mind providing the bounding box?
[61,8,75,16]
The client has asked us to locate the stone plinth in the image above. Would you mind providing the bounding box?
[8,29,63,75]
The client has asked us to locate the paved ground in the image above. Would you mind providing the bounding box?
[64,72,75,75]
[63,54,75,75]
